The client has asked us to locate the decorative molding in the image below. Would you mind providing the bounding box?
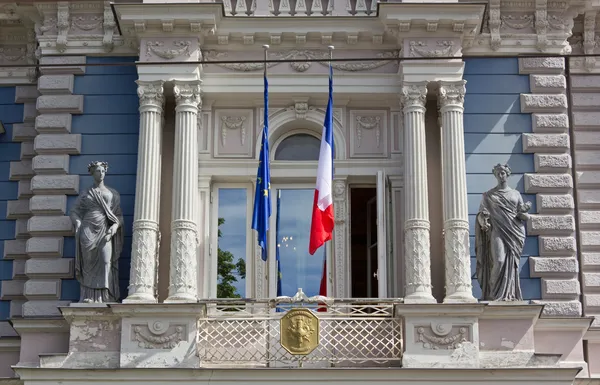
[204,50,399,73]
[146,40,191,60]
[333,178,348,297]
[132,321,186,349]
[214,109,254,158]
[355,116,381,149]
[408,41,457,58]
[220,115,247,147]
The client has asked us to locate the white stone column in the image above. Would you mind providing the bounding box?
[401,82,436,304]
[124,80,165,303]
[439,80,477,303]
[166,80,201,303]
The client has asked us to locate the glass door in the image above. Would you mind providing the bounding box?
[269,186,328,298]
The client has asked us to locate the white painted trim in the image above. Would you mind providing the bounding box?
[209,183,253,299]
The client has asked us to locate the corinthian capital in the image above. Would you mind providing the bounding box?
[173,80,202,108]
[136,80,165,108]
[400,82,428,111]
[438,80,466,109]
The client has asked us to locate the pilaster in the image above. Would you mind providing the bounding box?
[166,81,202,303]
[333,177,349,298]
[518,57,581,317]
[438,80,476,304]
[124,81,165,304]
[401,82,435,304]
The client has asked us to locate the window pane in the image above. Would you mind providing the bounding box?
[274,134,320,161]
[276,189,326,297]
[217,188,247,298]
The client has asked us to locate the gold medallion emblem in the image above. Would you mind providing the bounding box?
[280,308,320,355]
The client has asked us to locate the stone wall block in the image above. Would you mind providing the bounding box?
[3,240,27,260]
[6,199,32,219]
[31,175,79,195]
[21,141,35,160]
[524,173,573,193]
[12,260,26,279]
[0,280,26,300]
[34,134,81,154]
[38,75,74,95]
[518,57,565,74]
[22,301,71,317]
[15,85,40,103]
[536,194,574,214]
[30,195,67,216]
[530,257,579,277]
[18,180,32,199]
[583,272,600,289]
[9,160,34,181]
[534,153,571,172]
[11,124,37,142]
[32,155,70,175]
[541,278,580,299]
[530,75,566,93]
[36,95,84,114]
[15,218,29,239]
[26,237,64,258]
[523,133,570,153]
[530,300,582,317]
[539,236,577,256]
[23,279,61,299]
[39,56,86,75]
[527,214,575,235]
[24,259,73,279]
[35,114,72,134]
[532,113,569,133]
[23,104,37,123]
[27,216,73,237]
[520,94,568,113]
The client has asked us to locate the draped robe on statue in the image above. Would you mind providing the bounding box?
[475,188,527,301]
[70,186,124,303]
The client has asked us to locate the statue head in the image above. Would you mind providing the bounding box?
[492,163,511,184]
[88,161,109,183]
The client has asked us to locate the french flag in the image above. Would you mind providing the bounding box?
[309,64,334,259]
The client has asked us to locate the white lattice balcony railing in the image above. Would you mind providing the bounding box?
[219,0,380,17]
[197,292,403,368]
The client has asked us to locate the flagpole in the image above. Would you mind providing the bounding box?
[263,44,269,76]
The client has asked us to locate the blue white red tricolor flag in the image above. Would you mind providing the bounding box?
[309,64,335,258]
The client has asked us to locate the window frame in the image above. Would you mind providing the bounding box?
[209,182,254,299]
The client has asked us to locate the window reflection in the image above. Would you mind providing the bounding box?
[217,188,247,298]
[274,134,320,161]
[275,189,326,297]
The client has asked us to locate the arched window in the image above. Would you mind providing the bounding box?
[274,133,320,161]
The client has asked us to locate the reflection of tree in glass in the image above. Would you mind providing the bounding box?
[217,218,246,298]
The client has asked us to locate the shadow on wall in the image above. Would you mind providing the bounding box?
[463,58,541,300]
[61,57,140,302]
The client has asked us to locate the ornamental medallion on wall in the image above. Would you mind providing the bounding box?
[280,308,320,355]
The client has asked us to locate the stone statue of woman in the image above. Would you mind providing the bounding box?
[475,163,531,301]
[69,161,124,303]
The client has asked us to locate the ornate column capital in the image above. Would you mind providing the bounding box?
[136,80,165,111]
[400,82,428,112]
[173,80,202,110]
[438,80,466,111]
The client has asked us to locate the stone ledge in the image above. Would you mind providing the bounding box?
[527,214,575,235]
[36,114,72,134]
[26,237,64,258]
[39,56,86,75]
[530,256,579,277]
[539,236,577,256]
[38,75,75,95]
[22,300,71,317]
[15,218,29,239]
[11,123,37,142]
[24,279,61,300]
[524,173,572,193]
[32,155,70,175]
[523,133,570,153]
[520,94,568,113]
[2,239,27,260]
[530,75,566,93]
[25,258,73,279]
[18,180,33,199]
[34,134,81,155]
[519,57,565,74]
[9,160,34,181]
[541,278,580,299]
[6,199,32,220]
[15,85,40,103]
[581,231,600,249]
[31,175,79,195]
[536,194,574,214]
[36,95,84,115]
[532,113,569,133]
[534,154,571,172]
[27,216,73,237]
[583,272,600,289]
[530,300,582,317]
[21,141,35,160]
[30,195,67,216]
[0,280,26,300]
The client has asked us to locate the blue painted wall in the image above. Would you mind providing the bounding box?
[0,86,24,320]
[62,57,139,301]
[463,58,540,300]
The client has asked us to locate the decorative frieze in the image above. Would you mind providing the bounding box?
[518,57,581,317]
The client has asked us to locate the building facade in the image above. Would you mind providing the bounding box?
[0,0,599,383]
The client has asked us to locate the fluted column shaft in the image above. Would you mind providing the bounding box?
[401,82,436,304]
[439,80,477,303]
[124,80,165,303]
[166,80,201,303]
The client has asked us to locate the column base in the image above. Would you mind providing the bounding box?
[404,292,437,304]
[444,291,478,304]
[164,293,197,303]
[122,293,158,304]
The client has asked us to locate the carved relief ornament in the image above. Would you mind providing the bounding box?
[355,116,381,148]
[438,81,466,109]
[408,41,455,58]
[173,82,202,107]
[220,115,247,146]
[146,40,192,60]
[400,84,427,110]
[136,81,165,107]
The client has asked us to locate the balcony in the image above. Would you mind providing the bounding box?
[220,0,378,17]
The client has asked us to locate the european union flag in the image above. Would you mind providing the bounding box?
[252,74,271,262]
